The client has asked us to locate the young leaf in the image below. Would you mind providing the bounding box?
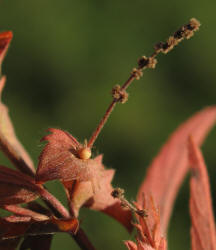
[125,196,167,250]
[137,106,216,234]
[36,128,103,184]
[0,216,79,240]
[188,136,216,250]
[2,205,49,221]
[124,241,138,250]
[0,165,39,205]
[0,31,13,74]
[0,77,35,176]
[67,156,132,232]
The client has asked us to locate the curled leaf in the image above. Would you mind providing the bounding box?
[0,216,79,240]
[2,205,49,221]
[51,216,79,233]
[188,136,216,250]
[36,128,103,184]
[0,165,39,205]
[137,106,216,234]
[0,77,35,176]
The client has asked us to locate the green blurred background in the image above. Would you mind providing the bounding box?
[0,0,216,249]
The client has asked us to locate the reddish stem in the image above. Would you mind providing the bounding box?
[38,187,70,218]
[38,187,96,250]
[87,75,136,149]
[87,100,116,148]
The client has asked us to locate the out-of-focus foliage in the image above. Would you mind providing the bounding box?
[0,1,215,249]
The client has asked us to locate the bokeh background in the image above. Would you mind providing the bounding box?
[0,1,216,249]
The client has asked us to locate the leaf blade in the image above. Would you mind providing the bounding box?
[36,128,102,184]
[137,106,216,234]
[188,136,216,250]
[0,77,35,176]
[65,156,132,232]
[0,166,39,205]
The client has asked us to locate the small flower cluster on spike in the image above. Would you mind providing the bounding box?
[112,85,128,103]
[111,188,147,217]
[137,56,158,70]
[154,18,200,54]
[131,18,200,80]
[132,56,157,80]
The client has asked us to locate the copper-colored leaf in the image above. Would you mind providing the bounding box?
[36,128,103,184]
[0,31,13,72]
[0,216,31,240]
[2,205,49,221]
[125,196,167,250]
[0,216,78,240]
[0,77,35,176]
[51,216,79,233]
[64,155,132,232]
[20,235,53,250]
[137,106,216,234]
[188,136,216,250]
[124,241,138,250]
[0,165,39,205]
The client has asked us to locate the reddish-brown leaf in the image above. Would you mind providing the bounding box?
[188,136,216,250]
[125,196,167,250]
[64,155,132,232]
[51,216,79,233]
[0,216,79,240]
[137,106,216,234]
[36,128,103,184]
[0,216,31,240]
[0,31,12,70]
[124,241,138,250]
[2,205,49,221]
[0,77,35,176]
[0,165,39,205]
[26,202,52,217]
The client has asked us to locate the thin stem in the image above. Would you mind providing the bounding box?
[87,18,200,149]
[87,100,117,148]
[38,187,70,218]
[38,186,96,250]
[87,75,136,148]
[121,74,136,91]
[72,229,96,250]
